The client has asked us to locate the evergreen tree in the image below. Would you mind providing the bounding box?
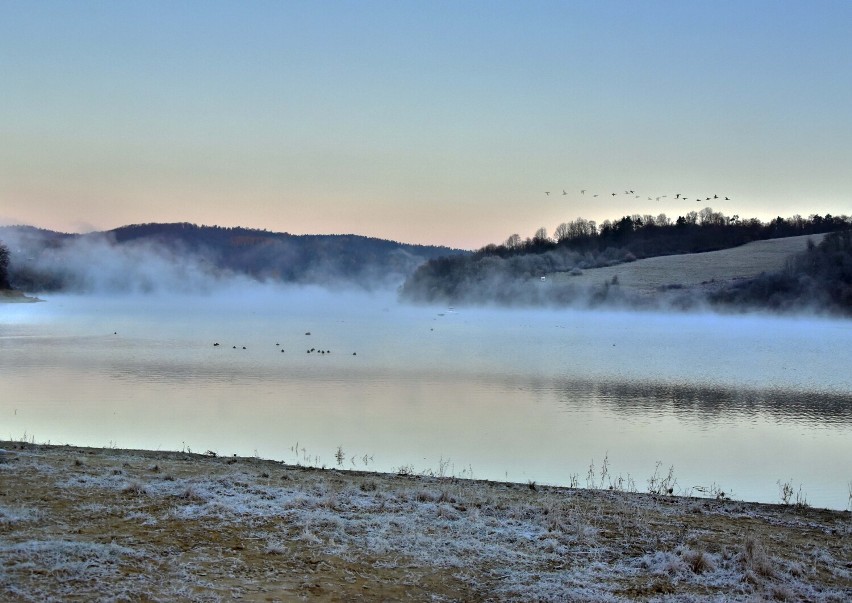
[0,241,10,289]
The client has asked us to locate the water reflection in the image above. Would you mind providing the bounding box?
[552,378,852,427]
[2,293,851,509]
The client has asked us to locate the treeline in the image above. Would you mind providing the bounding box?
[711,229,852,315]
[478,208,850,259]
[399,208,852,307]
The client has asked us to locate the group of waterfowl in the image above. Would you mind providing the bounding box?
[545,188,733,203]
[212,337,357,355]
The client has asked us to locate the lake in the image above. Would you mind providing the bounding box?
[2,287,851,509]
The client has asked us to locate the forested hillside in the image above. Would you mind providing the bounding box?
[400,208,851,313]
[710,229,852,314]
[0,223,465,293]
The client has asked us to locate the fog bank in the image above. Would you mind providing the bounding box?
[0,224,450,294]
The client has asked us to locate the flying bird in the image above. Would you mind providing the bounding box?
[675,194,681,199]
[545,191,550,196]
[581,189,586,194]
[563,190,568,195]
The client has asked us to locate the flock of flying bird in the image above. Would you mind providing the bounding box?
[544,189,732,203]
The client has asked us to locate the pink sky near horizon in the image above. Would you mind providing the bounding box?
[2,2,850,250]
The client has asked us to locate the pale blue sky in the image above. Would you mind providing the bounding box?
[1,1,850,248]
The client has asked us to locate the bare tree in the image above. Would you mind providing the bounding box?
[699,206,725,226]
[504,233,522,249]
[554,222,571,242]
[554,218,598,242]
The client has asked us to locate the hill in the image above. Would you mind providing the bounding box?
[710,229,852,313]
[400,209,852,315]
[550,234,825,292]
[0,223,466,293]
[554,230,852,314]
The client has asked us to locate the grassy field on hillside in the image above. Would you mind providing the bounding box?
[551,234,825,292]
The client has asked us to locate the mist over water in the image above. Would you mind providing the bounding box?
[2,230,224,294]
[2,285,851,509]
[1,224,453,294]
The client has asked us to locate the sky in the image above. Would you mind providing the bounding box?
[1,1,851,249]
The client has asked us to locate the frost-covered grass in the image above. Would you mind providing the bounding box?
[0,540,156,602]
[1,442,850,602]
[0,505,40,526]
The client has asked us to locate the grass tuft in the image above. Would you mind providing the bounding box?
[741,536,775,579]
[122,481,148,497]
[678,546,716,574]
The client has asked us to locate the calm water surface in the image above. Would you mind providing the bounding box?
[2,288,851,509]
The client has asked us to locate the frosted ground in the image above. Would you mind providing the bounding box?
[1,443,850,602]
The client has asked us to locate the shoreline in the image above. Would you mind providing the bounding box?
[2,442,849,601]
[0,289,42,303]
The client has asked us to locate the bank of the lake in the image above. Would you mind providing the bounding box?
[1,442,849,602]
[0,289,41,303]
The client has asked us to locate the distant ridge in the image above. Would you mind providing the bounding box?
[0,222,468,293]
[108,222,459,252]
